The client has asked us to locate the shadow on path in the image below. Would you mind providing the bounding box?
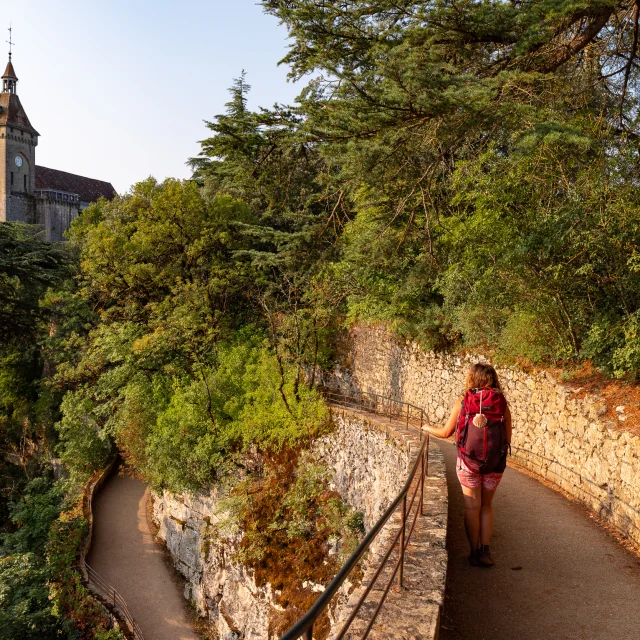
[88,473,198,640]
[438,441,640,640]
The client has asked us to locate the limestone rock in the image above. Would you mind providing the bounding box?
[151,406,436,639]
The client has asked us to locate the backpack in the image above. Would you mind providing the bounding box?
[455,388,508,474]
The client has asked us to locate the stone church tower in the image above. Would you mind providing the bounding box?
[0,56,38,224]
[0,50,115,240]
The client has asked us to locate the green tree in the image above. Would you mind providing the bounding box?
[264,0,640,374]
[190,72,340,274]
[0,223,67,342]
[54,179,256,481]
[0,224,68,524]
[190,74,345,384]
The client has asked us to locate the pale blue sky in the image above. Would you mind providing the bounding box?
[6,1,301,192]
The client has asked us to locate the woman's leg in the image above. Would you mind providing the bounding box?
[461,485,482,551]
[480,487,497,545]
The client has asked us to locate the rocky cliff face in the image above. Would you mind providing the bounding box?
[322,323,640,547]
[152,488,272,639]
[151,411,415,639]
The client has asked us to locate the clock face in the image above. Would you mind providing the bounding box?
[14,156,23,168]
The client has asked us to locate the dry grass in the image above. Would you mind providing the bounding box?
[555,361,640,437]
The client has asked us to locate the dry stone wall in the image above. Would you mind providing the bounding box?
[322,323,640,547]
[152,409,446,639]
[314,411,412,532]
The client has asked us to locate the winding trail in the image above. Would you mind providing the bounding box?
[438,440,640,640]
[88,473,198,640]
[87,425,640,640]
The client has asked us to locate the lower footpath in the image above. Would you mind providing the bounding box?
[88,473,199,640]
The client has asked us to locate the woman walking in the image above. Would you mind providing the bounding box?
[423,363,511,567]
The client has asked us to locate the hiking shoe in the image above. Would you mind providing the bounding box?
[477,545,495,567]
[469,549,480,566]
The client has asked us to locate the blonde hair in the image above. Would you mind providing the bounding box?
[465,363,502,392]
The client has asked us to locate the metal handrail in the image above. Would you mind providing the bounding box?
[322,390,426,435]
[86,563,145,640]
[280,389,430,640]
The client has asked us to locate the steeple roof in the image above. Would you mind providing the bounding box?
[0,92,39,136]
[2,59,17,80]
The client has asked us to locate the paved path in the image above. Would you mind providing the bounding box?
[88,473,198,640]
[438,440,640,640]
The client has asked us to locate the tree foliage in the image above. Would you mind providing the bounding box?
[54,179,330,490]
[264,0,640,375]
[0,480,64,640]
[0,224,68,529]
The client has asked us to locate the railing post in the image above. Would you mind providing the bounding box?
[305,623,313,640]
[420,447,426,516]
[399,494,406,588]
[425,433,430,479]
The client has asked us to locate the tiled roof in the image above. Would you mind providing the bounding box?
[35,166,117,203]
[0,92,39,136]
[2,60,17,80]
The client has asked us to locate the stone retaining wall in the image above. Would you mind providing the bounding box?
[315,410,412,533]
[322,323,640,547]
[152,408,448,639]
[327,409,447,640]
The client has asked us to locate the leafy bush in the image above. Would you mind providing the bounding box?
[3,478,63,555]
[0,476,124,640]
[0,478,64,639]
[46,497,125,640]
[143,333,330,491]
[496,311,560,365]
[0,553,61,640]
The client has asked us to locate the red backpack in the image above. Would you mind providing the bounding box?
[456,388,508,474]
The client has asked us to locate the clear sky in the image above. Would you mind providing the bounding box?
[6,1,301,193]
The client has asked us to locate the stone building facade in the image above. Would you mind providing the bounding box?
[0,56,115,240]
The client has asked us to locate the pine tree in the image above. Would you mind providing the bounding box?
[262,0,640,375]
